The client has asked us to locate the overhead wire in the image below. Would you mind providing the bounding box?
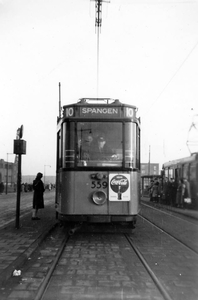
[142,39,198,116]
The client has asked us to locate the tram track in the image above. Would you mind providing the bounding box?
[139,214,198,256]
[125,234,173,300]
[1,217,198,300]
[141,201,198,224]
[34,231,71,300]
[33,226,174,300]
[139,202,198,255]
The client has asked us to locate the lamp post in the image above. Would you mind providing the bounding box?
[148,145,151,176]
[6,153,13,194]
[44,165,51,186]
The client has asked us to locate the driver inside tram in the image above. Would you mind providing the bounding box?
[90,135,117,160]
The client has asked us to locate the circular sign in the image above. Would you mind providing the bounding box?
[110,175,129,194]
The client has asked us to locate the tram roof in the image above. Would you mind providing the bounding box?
[63,98,137,109]
[163,152,198,168]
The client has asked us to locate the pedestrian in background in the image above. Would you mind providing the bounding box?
[152,181,160,203]
[176,178,185,208]
[32,172,45,220]
[148,180,154,202]
[0,182,4,194]
[169,178,177,206]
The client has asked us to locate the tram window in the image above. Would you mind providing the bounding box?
[77,122,123,166]
[57,130,62,168]
[183,164,189,180]
[169,168,173,180]
[62,122,75,167]
[189,163,196,181]
[136,125,140,168]
[177,167,182,179]
[125,123,136,168]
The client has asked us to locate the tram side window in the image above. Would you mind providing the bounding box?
[169,168,173,180]
[125,123,136,168]
[63,122,75,168]
[57,130,62,168]
[177,167,182,179]
[136,124,140,169]
[189,163,197,184]
[183,164,189,181]
[165,169,169,180]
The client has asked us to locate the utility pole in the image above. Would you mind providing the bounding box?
[59,82,61,119]
[186,114,198,154]
[13,125,26,229]
[92,0,110,97]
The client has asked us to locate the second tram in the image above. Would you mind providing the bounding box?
[162,152,198,209]
[55,98,141,227]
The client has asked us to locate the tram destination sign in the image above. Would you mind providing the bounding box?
[64,106,135,119]
[80,107,120,118]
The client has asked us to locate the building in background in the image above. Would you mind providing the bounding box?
[0,158,17,193]
[22,175,56,185]
[141,163,159,176]
[0,158,56,193]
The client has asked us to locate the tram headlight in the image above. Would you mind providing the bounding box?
[92,191,107,205]
[91,172,104,180]
[96,172,103,180]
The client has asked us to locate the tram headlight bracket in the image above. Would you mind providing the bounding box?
[91,172,107,180]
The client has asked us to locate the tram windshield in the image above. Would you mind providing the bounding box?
[62,121,139,168]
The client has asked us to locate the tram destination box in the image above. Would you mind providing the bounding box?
[13,139,27,155]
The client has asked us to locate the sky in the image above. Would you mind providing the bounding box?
[1,0,198,176]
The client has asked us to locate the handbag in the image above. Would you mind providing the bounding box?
[184,198,191,204]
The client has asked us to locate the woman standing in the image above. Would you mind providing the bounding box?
[32,172,45,220]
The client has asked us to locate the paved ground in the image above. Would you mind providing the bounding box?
[0,191,57,285]
[0,192,197,289]
[141,196,198,220]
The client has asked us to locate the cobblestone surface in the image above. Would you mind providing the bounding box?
[42,233,163,300]
[0,191,57,285]
[131,214,198,300]
[1,194,198,300]
[140,199,198,252]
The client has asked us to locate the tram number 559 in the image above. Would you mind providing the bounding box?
[91,181,108,189]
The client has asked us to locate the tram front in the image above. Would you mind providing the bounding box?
[56,98,141,226]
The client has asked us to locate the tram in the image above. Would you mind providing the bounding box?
[162,153,198,209]
[55,98,141,227]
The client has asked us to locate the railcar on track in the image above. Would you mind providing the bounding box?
[55,98,141,227]
[162,153,198,209]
